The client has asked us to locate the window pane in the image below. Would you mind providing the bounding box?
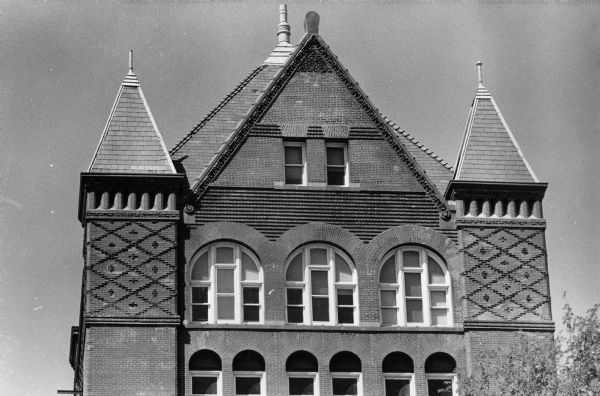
[385,379,410,396]
[244,287,259,304]
[287,288,303,305]
[192,376,218,395]
[285,146,303,165]
[406,299,423,323]
[327,147,345,166]
[192,305,208,322]
[312,297,329,321]
[286,255,304,281]
[217,296,235,320]
[431,309,448,326]
[335,254,353,282]
[288,306,304,323]
[327,167,346,186]
[285,166,303,185]
[428,257,446,284]
[402,251,420,268]
[404,273,422,297]
[381,308,398,325]
[215,247,234,264]
[242,253,259,281]
[427,379,453,396]
[244,306,260,323]
[332,377,358,395]
[381,290,397,306]
[236,376,261,395]
[289,377,314,395]
[192,287,208,304]
[191,253,209,280]
[217,269,234,293]
[311,271,328,295]
[337,289,353,305]
[380,257,397,283]
[309,248,327,265]
[338,307,354,324]
[430,291,447,308]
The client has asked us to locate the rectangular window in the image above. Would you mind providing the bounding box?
[289,377,315,395]
[192,375,218,395]
[332,377,358,395]
[235,376,262,395]
[243,287,260,323]
[385,379,411,396]
[427,378,454,396]
[326,144,348,186]
[287,288,304,323]
[380,289,398,325]
[216,268,235,320]
[192,286,209,322]
[430,290,449,326]
[404,273,423,323]
[336,288,354,324]
[311,270,329,322]
[284,142,306,185]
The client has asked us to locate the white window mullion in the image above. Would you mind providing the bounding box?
[422,250,431,326]
[397,252,406,326]
[328,248,336,325]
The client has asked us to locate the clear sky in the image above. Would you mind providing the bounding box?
[1,1,598,394]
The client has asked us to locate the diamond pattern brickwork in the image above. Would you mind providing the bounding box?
[85,220,177,318]
[461,228,551,321]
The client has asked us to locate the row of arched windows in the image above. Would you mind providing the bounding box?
[189,349,457,395]
[189,243,453,327]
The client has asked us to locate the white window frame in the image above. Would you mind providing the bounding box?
[190,371,222,396]
[325,142,349,186]
[285,244,358,326]
[425,374,457,396]
[234,371,265,396]
[378,246,452,327]
[382,373,415,396]
[284,141,307,186]
[190,243,264,324]
[287,372,319,396]
[331,372,362,396]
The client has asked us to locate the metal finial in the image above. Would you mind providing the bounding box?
[476,60,483,87]
[129,50,133,72]
[278,4,291,44]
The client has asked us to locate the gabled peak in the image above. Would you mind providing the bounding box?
[453,61,538,184]
[88,51,176,174]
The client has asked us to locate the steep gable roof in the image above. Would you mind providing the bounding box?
[89,57,175,174]
[453,64,538,183]
[174,28,451,217]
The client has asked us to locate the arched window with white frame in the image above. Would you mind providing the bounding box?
[190,242,263,324]
[233,350,266,396]
[189,349,222,396]
[286,350,319,396]
[382,352,415,396]
[329,351,362,396]
[285,244,357,325]
[379,246,452,327]
[425,352,457,396]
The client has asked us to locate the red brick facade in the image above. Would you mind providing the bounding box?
[69,10,553,396]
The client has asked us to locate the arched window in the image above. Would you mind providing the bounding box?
[189,349,222,395]
[190,243,263,324]
[382,352,414,396]
[425,352,457,396]
[233,350,265,395]
[286,351,319,395]
[379,246,451,326]
[329,352,362,396]
[285,244,357,325]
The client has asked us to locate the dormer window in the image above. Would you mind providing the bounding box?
[284,142,306,185]
[326,143,348,186]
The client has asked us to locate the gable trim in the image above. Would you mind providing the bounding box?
[189,34,451,219]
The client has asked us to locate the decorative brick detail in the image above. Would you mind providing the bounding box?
[461,228,551,321]
[86,220,177,318]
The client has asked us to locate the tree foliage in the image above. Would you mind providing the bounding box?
[459,303,600,396]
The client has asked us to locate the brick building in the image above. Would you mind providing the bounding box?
[68,6,553,396]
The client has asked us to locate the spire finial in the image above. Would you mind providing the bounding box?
[129,50,133,72]
[277,4,291,44]
[476,60,483,87]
